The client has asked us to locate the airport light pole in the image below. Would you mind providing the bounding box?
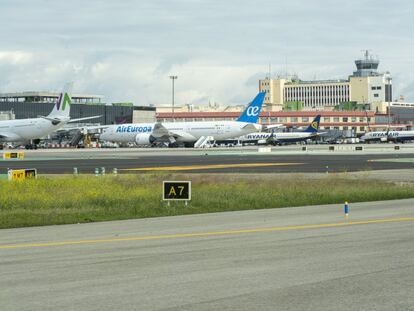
[169,75,178,119]
[386,76,392,131]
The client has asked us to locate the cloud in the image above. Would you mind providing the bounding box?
[0,0,413,104]
[0,51,32,65]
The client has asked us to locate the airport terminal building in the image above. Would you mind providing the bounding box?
[0,92,155,124]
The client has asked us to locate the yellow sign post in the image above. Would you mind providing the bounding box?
[2,152,25,160]
[7,168,37,181]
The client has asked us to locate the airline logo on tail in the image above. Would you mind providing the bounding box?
[47,87,72,119]
[246,106,260,117]
[304,115,321,133]
[237,92,265,123]
[57,93,71,111]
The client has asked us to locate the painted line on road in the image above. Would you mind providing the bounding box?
[368,158,414,163]
[1,217,414,250]
[121,162,304,171]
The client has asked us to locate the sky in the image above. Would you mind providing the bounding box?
[0,0,413,106]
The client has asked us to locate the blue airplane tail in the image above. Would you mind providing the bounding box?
[237,92,266,123]
[303,115,321,133]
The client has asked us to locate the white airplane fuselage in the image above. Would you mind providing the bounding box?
[100,121,262,144]
[0,118,68,142]
[239,131,317,144]
[361,131,414,142]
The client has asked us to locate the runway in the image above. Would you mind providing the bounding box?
[1,147,414,174]
[1,199,413,310]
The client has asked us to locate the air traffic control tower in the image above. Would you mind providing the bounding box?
[349,50,392,104]
[352,50,380,77]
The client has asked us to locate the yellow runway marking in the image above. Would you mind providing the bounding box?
[121,162,304,171]
[1,217,413,250]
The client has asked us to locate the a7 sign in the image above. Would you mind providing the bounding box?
[163,181,191,201]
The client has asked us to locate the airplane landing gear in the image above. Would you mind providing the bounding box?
[25,139,40,150]
[168,142,179,148]
[25,144,38,150]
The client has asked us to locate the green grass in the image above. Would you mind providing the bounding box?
[1,174,414,229]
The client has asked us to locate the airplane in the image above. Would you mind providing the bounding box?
[0,86,99,149]
[99,92,271,147]
[360,130,414,143]
[237,115,322,145]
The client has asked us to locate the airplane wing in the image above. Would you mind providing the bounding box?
[264,124,284,130]
[152,123,196,141]
[68,116,102,123]
[39,115,101,124]
[369,124,407,128]
[152,122,170,138]
[56,125,109,132]
[241,123,262,131]
[39,116,64,125]
[168,130,196,140]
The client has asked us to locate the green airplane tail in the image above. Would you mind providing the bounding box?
[48,83,73,119]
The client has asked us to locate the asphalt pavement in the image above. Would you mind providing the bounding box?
[1,149,414,174]
[1,199,413,310]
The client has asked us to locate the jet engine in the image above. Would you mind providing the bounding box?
[135,133,156,145]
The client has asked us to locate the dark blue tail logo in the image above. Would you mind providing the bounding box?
[304,115,321,133]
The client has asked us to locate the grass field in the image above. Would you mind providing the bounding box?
[1,174,414,229]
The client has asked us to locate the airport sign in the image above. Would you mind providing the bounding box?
[2,152,25,160]
[8,168,37,181]
[163,181,191,201]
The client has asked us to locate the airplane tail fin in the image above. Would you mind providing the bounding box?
[237,92,266,123]
[303,115,321,133]
[47,83,73,119]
